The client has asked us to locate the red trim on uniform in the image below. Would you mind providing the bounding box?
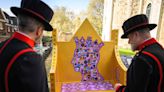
[122,87,125,92]
[142,51,163,92]
[5,48,34,92]
[0,32,34,92]
[137,38,157,50]
[116,85,121,92]
[0,37,14,92]
[24,8,45,20]
[13,32,35,48]
[0,37,14,54]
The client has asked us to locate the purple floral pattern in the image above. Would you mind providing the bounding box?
[62,81,113,92]
[71,37,104,81]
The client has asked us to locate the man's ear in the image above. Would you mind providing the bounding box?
[36,27,43,36]
[133,31,139,38]
[133,31,142,42]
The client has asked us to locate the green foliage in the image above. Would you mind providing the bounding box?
[87,0,104,36]
[73,17,82,31]
[50,7,73,33]
[50,0,104,40]
[42,36,52,42]
[119,48,135,56]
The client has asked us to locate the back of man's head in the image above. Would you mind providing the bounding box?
[18,14,44,33]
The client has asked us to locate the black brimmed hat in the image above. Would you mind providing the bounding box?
[11,0,54,31]
[121,14,157,38]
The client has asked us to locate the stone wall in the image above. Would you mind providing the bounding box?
[112,0,164,48]
[112,0,138,49]
[157,0,164,46]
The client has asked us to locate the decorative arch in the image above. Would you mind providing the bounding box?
[143,0,152,13]
[146,3,152,19]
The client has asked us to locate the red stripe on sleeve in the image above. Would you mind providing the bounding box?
[116,85,121,92]
[142,51,163,92]
[5,48,34,92]
[122,87,125,92]
[0,37,14,54]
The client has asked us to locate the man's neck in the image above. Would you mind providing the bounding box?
[17,31,35,41]
[142,37,152,43]
[135,37,152,51]
[136,37,156,50]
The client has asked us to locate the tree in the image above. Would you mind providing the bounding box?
[50,6,86,41]
[87,0,104,36]
[50,1,104,40]
[50,7,74,33]
[73,17,81,31]
[42,36,52,43]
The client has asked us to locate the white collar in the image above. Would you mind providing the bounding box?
[16,31,33,40]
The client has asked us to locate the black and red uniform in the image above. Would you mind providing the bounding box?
[0,32,49,92]
[116,38,164,92]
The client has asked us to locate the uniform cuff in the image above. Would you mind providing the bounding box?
[116,85,121,92]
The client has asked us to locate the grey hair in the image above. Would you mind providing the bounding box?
[17,14,44,33]
[137,28,151,39]
[137,28,150,34]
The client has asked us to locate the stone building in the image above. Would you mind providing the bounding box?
[0,8,18,42]
[157,0,164,46]
[110,0,164,48]
[0,8,7,42]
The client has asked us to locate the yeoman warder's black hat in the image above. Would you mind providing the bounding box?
[11,0,54,31]
[121,14,157,38]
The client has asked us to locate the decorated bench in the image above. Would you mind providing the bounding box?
[50,19,127,92]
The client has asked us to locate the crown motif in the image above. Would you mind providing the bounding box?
[72,36,104,81]
[74,36,104,51]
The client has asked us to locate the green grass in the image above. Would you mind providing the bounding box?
[119,48,135,56]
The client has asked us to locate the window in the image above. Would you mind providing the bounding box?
[0,22,3,30]
[7,27,10,32]
[146,3,151,19]
[10,20,13,24]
